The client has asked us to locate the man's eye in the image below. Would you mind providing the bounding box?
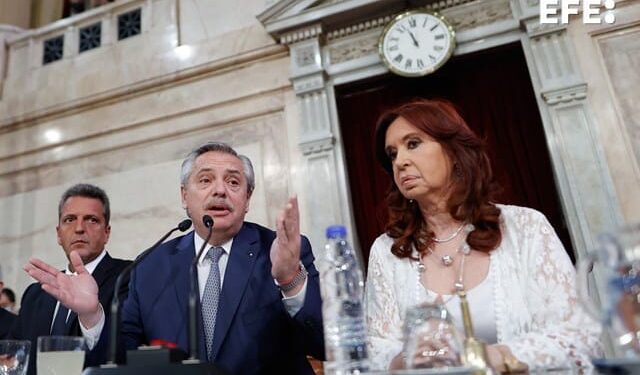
[64,218,74,223]
[199,177,211,184]
[228,180,239,187]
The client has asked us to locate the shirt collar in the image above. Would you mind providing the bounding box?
[65,249,107,275]
[193,232,233,265]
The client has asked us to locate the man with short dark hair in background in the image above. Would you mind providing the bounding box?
[0,268,17,338]
[1,288,17,313]
[11,183,131,375]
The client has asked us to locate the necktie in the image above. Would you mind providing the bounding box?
[201,246,224,361]
[51,303,69,335]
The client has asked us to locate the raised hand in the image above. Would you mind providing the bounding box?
[270,195,302,284]
[24,251,102,327]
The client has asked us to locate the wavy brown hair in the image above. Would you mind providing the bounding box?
[374,98,502,259]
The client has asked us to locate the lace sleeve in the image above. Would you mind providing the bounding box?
[502,210,603,369]
[365,238,404,370]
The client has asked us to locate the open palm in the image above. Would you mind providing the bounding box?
[24,251,99,315]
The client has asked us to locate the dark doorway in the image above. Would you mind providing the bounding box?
[335,42,574,267]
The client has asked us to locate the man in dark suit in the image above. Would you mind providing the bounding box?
[0,272,17,338]
[18,183,131,375]
[26,143,325,374]
[0,307,16,338]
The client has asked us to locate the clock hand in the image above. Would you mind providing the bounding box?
[408,31,420,47]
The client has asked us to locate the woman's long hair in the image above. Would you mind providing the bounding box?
[374,98,502,259]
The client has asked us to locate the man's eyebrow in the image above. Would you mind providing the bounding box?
[195,167,213,174]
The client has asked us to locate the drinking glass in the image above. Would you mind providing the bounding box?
[0,340,30,375]
[36,336,85,375]
[403,302,463,369]
[577,222,640,356]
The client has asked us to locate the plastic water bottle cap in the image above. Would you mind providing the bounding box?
[326,225,347,239]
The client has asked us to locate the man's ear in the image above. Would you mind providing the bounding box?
[245,190,252,213]
[180,185,188,209]
[56,225,62,246]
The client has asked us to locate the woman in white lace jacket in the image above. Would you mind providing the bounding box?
[365,99,601,371]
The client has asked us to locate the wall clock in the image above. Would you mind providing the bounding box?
[379,10,456,77]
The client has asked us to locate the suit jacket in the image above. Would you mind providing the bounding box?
[9,253,131,375]
[121,222,325,375]
[0,307,17,338]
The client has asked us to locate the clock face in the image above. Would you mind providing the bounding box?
[379,11,456,77]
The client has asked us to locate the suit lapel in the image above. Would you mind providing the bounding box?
[92,253,115,288]
[39,292,58,336]
[171,232,195,318]
[169,232,202,355]
[211,224,259,359]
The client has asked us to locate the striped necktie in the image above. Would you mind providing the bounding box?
[201,246,224,361]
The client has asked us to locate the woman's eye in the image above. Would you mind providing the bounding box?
[386,149,397,161]
[407,139,421,149]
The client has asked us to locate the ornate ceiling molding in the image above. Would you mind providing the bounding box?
[280,23,323,44]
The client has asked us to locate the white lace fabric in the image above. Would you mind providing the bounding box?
[364,204,603,371]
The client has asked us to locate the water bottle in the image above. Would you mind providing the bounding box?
[321,225,369,374]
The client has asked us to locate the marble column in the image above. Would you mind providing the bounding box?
[513,0,623,258]
[513,0,623,355]
[282,24,359,257]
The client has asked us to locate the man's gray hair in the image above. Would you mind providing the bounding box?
[180,142,255,195]
[58,183,111,224]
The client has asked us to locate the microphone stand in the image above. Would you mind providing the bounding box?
[106,219,193,366]
[187,215,214,362]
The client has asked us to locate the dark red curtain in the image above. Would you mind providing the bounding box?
[335,42,574,268]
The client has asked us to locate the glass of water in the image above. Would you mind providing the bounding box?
[37,336,85,375]
[402,302,463,369]
[0,340,30,375]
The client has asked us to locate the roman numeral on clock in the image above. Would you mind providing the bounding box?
[396,25,407,33]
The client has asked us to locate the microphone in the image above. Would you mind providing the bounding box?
[107,219,192,365]
[188,215,214,361]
